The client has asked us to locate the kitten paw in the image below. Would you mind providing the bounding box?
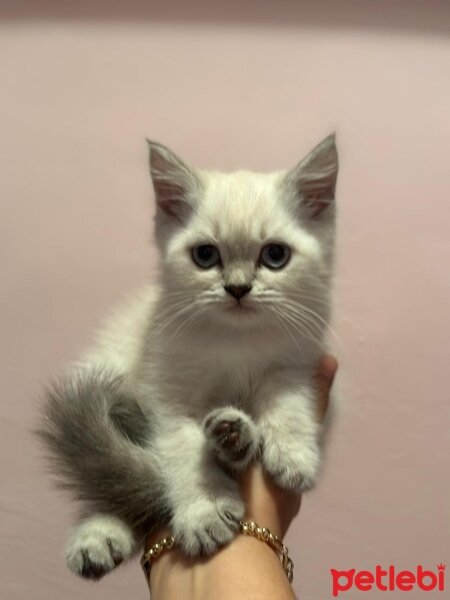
[203,407,258,470]
[65,515,134,580]
[172,496,244,557]
[262,440,321,493]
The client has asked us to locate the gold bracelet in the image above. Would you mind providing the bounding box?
[240,520,294,583]
[141,535,175,580]
[140,521,294,584]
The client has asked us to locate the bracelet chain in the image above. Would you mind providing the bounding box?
[141,520,294,583]
[240,520,294,582]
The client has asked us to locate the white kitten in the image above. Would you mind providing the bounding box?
[39,135,338,579]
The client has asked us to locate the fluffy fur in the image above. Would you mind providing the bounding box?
[38,134,338,579]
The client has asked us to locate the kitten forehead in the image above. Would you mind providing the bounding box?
[202,169,282,207]
[197,169,287,242]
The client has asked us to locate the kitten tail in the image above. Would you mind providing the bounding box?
[36,369,168,532]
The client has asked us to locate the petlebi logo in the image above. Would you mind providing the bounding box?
[330,564,446,597]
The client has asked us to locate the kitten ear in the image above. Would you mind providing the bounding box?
[284,134,338,219]
[147,140,201,223]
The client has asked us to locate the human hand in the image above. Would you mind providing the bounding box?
[238,354,338,539]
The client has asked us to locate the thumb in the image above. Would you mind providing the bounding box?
[315,354,338,421]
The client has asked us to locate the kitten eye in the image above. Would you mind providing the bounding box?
[260,244,291,269]
[192,245,221,269]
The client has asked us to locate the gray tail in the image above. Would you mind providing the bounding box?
[36,369,168,531]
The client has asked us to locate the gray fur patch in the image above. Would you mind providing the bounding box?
[36,370,170,532]
[109,394,150,446]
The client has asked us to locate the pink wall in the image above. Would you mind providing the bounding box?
[1,2,449,598]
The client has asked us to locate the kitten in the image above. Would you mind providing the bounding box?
[38,134,338,580]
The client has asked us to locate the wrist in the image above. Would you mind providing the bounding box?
[239,463,301,539]
[148,543,198,596]
[145,519,294,599]
[147,532,295,600]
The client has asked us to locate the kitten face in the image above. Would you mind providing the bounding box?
[148,137,338,337]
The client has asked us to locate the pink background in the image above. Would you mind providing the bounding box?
[1,2,449,598]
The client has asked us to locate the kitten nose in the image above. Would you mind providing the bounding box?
[224,284,252,300]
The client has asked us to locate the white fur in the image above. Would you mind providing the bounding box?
[66,514,135,576]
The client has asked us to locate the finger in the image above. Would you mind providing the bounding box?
[315,354,338,421]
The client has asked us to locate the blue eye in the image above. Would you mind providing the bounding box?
[192,245,221,269]
[260,244,291,269]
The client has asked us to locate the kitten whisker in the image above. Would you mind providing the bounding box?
[174,307,207,342]
[282,299,342,348]
[154,301,197,336]
[270,310,306,360]
[284,292,330,307]
[276,307,322,349]
[281,302,325,337]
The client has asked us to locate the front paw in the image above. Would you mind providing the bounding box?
[203,407,258,470]
[171,496,244,557]
[262,439,321,493]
